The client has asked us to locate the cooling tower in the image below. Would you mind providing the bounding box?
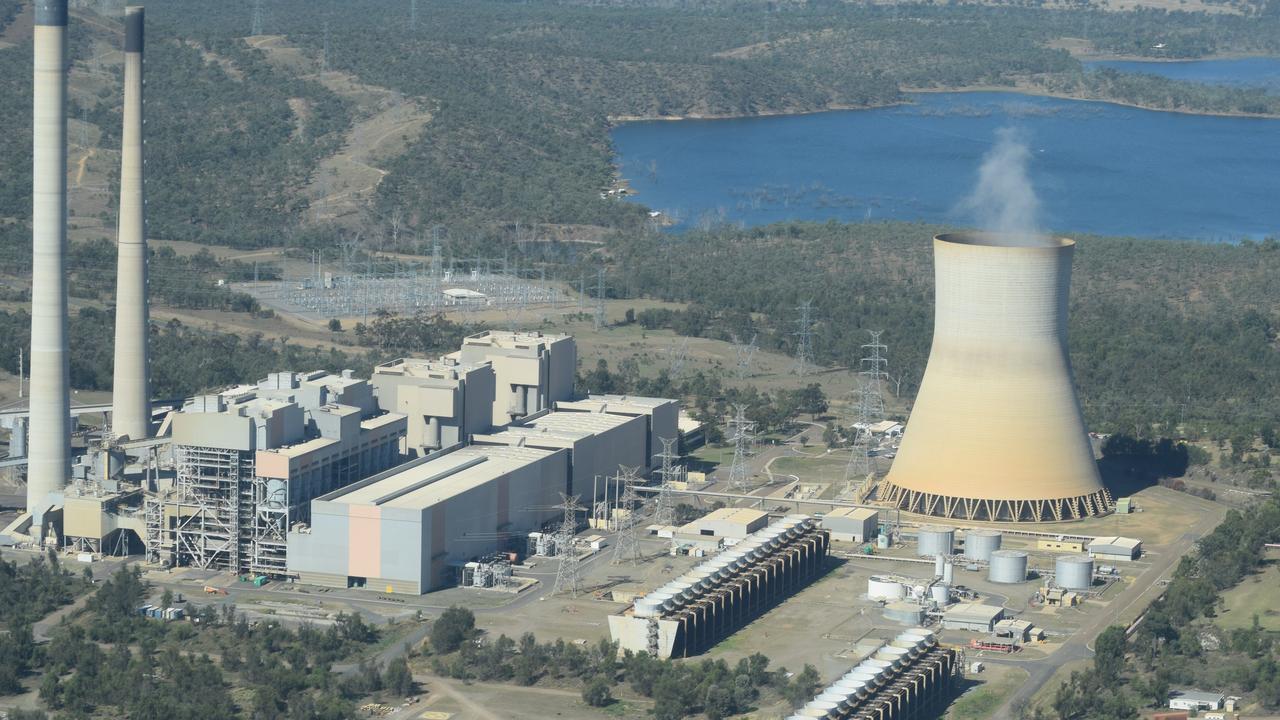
[880,232,1110,522]
[111,6,150,440]
[26,0,71,532]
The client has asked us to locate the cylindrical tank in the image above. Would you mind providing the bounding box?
[876,532,891,549]
[943,561,955,585]
[930,582,950,605]
[934,554,946,577]
[964,529,1003,561]
[883,601,926,625]
[988,550,1030,584]
[917,526,956,557]
[1055,554,1094,590]
[879,233,1110,522]
[867,576,905,601]
[911,585,927,600]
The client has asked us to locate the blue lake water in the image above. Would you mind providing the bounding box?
[611,92,1280,240]
[1085,57,1280,95]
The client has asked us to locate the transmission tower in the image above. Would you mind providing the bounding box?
[594,266,607,331]
[731,333,758,380]
[611,466,644,565]
[551,493,585,597]
[652,437,683,526]
[844,331,890,497]
[410,0,418,30]
[666,338,690,380]
[251,0,263,36]
[322,20,330,71]
[726,405,756,491]
[792,300,817,377]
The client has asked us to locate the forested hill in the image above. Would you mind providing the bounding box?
[3,0,1280,250]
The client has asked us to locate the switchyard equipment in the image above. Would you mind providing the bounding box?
[987,550,1030,584]
[789,630,957,720]
[916,526,955,557]
[962,529,1002,562]
[609,516,829,658]
[880,233,1111,522]
[1054,554,1094,590]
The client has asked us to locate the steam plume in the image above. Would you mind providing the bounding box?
[960,127,1049,246]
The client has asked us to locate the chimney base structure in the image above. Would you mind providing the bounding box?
[878,233,1111,523]
[27,0,72,539]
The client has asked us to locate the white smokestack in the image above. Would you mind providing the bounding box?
[112,6,150,440]
[958,127,1050,247]
[27,0,71,534]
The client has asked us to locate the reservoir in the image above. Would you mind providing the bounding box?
[1084,57,1280,95]
[612,91,1280,241]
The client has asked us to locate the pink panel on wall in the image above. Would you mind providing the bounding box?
[348,505,381,578]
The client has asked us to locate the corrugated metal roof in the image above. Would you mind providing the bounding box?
[326,445,556,510]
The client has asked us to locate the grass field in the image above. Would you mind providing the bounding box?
[946,665,1030,720]
[1216,559,1280,631]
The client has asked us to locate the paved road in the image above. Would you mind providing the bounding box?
[990,506,1223,719]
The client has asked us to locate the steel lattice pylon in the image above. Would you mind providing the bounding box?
[551,493,585,597]
[726,405,756,492]
[652,437,683,527]
[611,466,645,565]
[845,331,889,498]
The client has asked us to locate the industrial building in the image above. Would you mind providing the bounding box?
[145,371,406,575]
[609,516,829,658]
[287,444,567,593]
[369,356,495,457]
[448,331,575,427]
[1169,691,1226,711]
[556,394,679,471]
[879,233,1112,522]
[1088,536,1142,561]
[673,507,769,549]
[821,507,880,543]
[791,630,957,720]
[941,602,1005,632]
[472,410,648,503]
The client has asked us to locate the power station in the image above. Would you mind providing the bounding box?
[879,232,1111,522]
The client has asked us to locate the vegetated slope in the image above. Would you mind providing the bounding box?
[0,6,353,250]
[608,222,1280,439]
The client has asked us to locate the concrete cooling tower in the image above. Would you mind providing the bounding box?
[879,232,1111,522]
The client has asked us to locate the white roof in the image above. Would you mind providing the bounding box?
[944,603,1004,623]
[1089,536,1141,550]
[328,445,555,510]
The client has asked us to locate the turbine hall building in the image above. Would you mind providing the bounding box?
[609,516,829,658]
[471,410,649,503]
[287,444,568,593]
[555,394,680,471]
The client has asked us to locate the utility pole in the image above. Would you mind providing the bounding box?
[792,300,816,377]
[726,405,756,492]
[551,493,584,597]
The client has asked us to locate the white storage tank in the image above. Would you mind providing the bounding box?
[943,561,955,585]
[988,550,1029,584]
[867,575,906,601]
[883,601,926,625]
[964,529,1002,561]
[930,582,950,606]
[917,525,956,557]
[1055,554,1094,590]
